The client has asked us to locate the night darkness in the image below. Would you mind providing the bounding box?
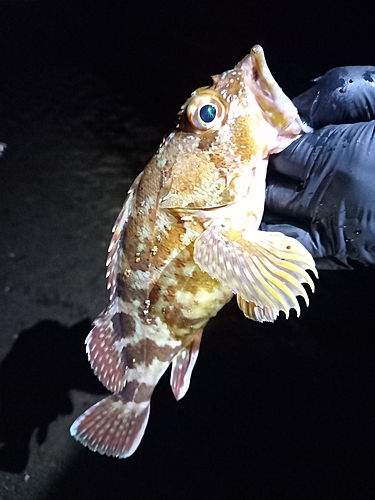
[0,1,375,499]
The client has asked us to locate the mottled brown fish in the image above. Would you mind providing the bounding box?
[70,45,317,458]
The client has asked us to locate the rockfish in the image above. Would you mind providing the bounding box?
[70,45,317,458]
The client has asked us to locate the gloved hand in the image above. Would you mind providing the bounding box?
[263,66,375,270]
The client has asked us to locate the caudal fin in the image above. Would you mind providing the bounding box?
[70,395,150,458]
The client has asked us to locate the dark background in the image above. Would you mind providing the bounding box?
[0,1,374,499]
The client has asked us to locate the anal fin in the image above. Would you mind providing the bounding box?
[170,335,201,401]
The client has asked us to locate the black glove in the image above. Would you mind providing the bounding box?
[294,65,375,128]
[263,66,375,270]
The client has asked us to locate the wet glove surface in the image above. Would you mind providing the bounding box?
[294,65,375,128]
[264,66,375,270]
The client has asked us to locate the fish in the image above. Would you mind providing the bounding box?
[70,45,317,458]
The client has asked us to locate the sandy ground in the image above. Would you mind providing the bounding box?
[0,62,163,498]
[0,2,375,499]
[0,61,374,500]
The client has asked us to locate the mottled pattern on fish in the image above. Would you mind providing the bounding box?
[70,45,317,458]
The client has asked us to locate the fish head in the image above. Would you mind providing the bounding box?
[178,44,307,152]
[160,45,306,211]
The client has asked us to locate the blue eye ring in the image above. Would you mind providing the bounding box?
[185,89,227,131]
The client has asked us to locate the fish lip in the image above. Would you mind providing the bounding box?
[236,46,274,107]
[237,45,300,133]
[237,53,259,84]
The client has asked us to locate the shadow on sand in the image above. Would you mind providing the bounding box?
[0,319,105,473]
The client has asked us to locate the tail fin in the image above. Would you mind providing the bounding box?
[70,394,150,458]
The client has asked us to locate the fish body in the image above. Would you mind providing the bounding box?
[70,45,317,458]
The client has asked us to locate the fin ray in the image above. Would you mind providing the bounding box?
[246,254,297,317]
[70,395,150,459]
[250,254,302,315]
[237,296,278,322]
[194,223,317,319]
[106,173,142,300]
[85,301,130,393]
[170,335,201,401]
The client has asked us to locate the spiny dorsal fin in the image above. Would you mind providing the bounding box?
[106,173,142,300]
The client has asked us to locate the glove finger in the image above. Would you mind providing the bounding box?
[294,66,375,128]
[265,173,306,219]
[267,120,375,270]
[269,120,375,182]
[268,127,333,182]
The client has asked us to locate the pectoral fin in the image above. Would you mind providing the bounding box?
[194,223,317,320]
[236,296,278,323]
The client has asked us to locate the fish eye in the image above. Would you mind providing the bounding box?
[199,104,217,123]
[185,90,227,131]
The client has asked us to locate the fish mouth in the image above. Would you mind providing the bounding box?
[237,45,299,131]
